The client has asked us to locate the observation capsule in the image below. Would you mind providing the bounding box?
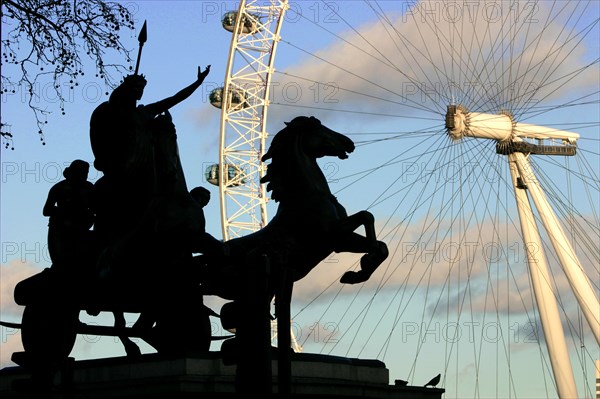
[209,87,248,111]
[205,164,246,187]
[221,11,261,34]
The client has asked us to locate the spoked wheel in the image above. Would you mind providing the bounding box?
[248,1,600,397]
[20,302,79,390]
[140,286,213,356]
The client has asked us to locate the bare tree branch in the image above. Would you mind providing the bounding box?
[1,0,136,149]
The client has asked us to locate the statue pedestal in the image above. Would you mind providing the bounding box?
[0,352,444,398]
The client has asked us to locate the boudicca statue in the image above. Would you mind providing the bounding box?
[5,21,227,392]
[5,112,389,395]
[2,24,388,397]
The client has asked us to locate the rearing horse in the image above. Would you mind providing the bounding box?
[203,116,389,300]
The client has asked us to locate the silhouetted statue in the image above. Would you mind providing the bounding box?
[201,116,389,394]
[43,159,95,270]
[203,116,389,299]
[90,66,210,249]
[86,67,211,279]
[8,159,96,393]
[188,186,226,259]
[8,21,222,391]
[86,67,217,357]
[190,186,211,221]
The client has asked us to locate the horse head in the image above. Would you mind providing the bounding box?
[262,116,354,162]
[260,116,354,203]
[202,116,388,301]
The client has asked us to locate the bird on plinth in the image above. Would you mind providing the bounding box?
[424,373,441,387]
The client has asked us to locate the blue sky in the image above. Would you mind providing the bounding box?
[2,1,599,398]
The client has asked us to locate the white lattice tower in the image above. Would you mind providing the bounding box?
[217,0,288,240]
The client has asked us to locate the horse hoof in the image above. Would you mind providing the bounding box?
[340,271,367,285]
[124,341,142,357]
[360,241,389,272]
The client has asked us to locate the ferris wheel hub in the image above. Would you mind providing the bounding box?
[445,105,580,146]
[446,104,514,142]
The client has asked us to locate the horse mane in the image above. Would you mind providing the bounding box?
[260,117,322,202]
[259,124,295,202]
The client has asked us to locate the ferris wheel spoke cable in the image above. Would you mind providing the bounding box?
[363,138,490,211]
[516,47,599,120]
[369,3,455,110]
[275,70,439,116]
[352,130,444,146]
[322,136,458,356]
[480,192,506,399]
[409,160,469,383]
[532,157,600,254]
[457,11,505,112]
[407,153,461,367]
[382,144,480,322]
[359,131,451,209]
[572,156,600,226]
[229,1,600,396]
[387,15,463,111]
[518,92,600,121]
[455,214,508,398]
[272,100,441,122]
[332,129,449,201]
[506,0,561,115]
[532,163,600,274]
[371,140,487,241]
[516,57,600,123]
[375,2,496,110]
[512,24,599,118]
[279,40,445,115]
[538,157,600,239]
[380,144,524,378]
[488,3,593,118]
[288,10,591,119]
[334,0,457,110]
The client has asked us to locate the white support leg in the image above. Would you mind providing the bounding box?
[508,154,578,399]
[513,152,600,345]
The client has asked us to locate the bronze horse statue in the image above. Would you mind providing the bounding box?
[202,115,388,303]
[201,116,389,393]
[8,114,387,394]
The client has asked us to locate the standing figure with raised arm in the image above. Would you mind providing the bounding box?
[90,65,211,247]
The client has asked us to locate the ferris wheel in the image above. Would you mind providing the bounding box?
[208,0,288,241]
[211,1,599,398]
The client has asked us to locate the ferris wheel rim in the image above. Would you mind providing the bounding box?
[216,0,289,241]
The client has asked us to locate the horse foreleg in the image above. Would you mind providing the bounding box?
[333,232,389,285]
[114,311,141,357]
[334,210,377,246]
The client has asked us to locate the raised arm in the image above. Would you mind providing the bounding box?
[145,65,210,117]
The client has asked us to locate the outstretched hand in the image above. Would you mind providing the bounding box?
[198,65,211,81]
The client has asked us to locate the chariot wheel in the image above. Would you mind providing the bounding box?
[21,302,79,383]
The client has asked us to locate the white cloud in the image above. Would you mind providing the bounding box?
[0,261,42,369]
[0,261,42,318]
[291,211,598,333]
[268,0,598,128]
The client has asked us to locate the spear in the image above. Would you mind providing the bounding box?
[134,20,147,75]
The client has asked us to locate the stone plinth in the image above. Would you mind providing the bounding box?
[0,352,444,398]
